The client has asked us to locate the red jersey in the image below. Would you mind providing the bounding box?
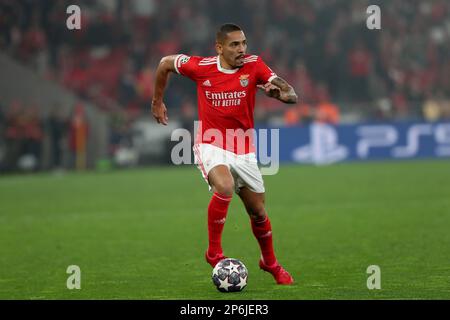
[174,54,277,154]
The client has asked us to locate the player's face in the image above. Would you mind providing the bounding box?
[217,31,247,68]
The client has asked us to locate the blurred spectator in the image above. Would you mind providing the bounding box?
[21,104,44,171]
[314,84,340,124]
[68,103,89,170]
[314,102,340,125]
[422,93,441,122]
[391,85,409,120]
[298,103,314,125]
[289,60,316,105]
[135,61,154,103]
[18,10,47,73]
[0,103,4,130]
[423,91,450,122]
[0,104,5,170]
[109,109,132,158]
[180,98,196,131]
[47,104,69,170]
[442,101,450,120]
[4,101,24,171]
[283,106,300,126]
[2,101,44,172]
[347,40,372,102]
[118,60,138,107]
[283,102,313,126]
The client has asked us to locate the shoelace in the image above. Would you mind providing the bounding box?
[270,264,282,274]
[274,266,291,280]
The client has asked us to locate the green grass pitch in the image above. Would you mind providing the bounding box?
[1,160,449,299]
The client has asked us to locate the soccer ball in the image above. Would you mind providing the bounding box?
[212,258,248,292]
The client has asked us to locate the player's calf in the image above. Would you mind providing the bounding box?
[207,192,232,259]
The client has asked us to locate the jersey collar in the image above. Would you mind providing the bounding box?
[217,55,239,74]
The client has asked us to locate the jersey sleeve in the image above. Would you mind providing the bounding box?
[174,54,201,81]
[255,57,278,85]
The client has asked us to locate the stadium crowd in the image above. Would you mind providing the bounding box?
[0,100,92,171]
[2,0,450,122]
[1,0,450,171]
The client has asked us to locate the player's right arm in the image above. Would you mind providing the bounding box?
[151,55,178,126]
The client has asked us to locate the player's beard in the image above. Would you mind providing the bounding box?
[235,55,245,68]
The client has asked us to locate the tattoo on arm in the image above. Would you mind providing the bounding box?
[271,77,290,91]
[271,77,298,104]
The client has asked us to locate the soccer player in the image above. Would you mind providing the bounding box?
[151,23,297,285]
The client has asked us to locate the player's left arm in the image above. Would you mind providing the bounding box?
[258,77,298,104]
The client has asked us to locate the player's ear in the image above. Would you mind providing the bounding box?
[215,42,223,55]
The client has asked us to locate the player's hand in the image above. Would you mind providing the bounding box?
[257,82,281,99]
[151,101,169,125]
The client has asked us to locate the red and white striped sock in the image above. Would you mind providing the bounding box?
[251,216,277,266]
[207,192,232,256]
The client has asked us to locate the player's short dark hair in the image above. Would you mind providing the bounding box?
[216,23,243,44]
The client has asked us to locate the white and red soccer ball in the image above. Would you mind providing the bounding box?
[212,258,248,292]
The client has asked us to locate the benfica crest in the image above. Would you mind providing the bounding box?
[239,74,250,87]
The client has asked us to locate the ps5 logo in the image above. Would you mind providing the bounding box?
[292,122,450,165]
[292,124,349,165]
[357,123,450,158]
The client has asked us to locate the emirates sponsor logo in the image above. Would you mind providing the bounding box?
[205,90,247,107]
[205,90,246,99]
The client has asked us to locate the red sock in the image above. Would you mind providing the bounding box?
[251,216,277,266]
[207,192,232,256]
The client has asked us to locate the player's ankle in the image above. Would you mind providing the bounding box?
[207,248,223,257]
[260,256,278,268]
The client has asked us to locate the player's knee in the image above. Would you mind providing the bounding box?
[248,206,267,221]
[213,179,235,197]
